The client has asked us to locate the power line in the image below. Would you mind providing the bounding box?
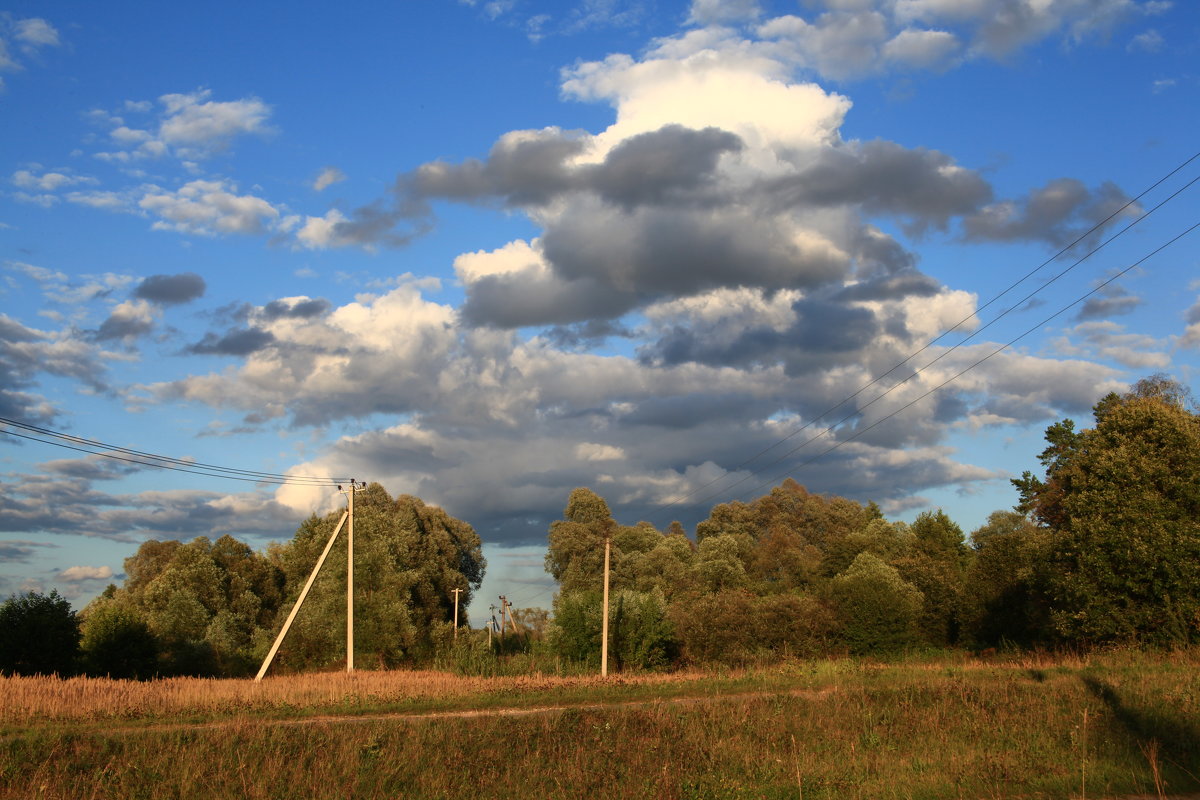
[639,151,1200,527]
[0,415,346,486]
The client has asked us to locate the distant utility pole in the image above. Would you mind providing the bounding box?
[498,595,508,641]
[601,526,611,678]
[506,598,519,635]
[451,587,462,640]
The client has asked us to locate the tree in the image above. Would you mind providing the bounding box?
[545,488,617,595]
[79,603,159,680]
[0,590,80,676]
[1015,377,1200,645]
[108,535,285,676]
[961,511,1052,648]
[830,552,924,655]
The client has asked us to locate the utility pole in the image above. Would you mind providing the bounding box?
[345,480,361,673]
[255,511,348,681]
[601,528,611,678]
[451,587,462,640]
[498,595,508,641]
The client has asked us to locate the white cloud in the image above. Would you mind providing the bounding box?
[313,166,347,191]
[12,169,98,192]
[57,565,113,582]
[1052,321,1171,369]
[89,89,273,164]
[575,442,626,461]
[14,18,60,49]
[139,179,282,236]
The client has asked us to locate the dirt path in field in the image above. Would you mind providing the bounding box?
[76,685,837,736]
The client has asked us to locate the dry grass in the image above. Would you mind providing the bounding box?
[2,652,1199,799]
[0,668,713,725]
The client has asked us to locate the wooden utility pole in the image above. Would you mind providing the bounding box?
[498,595,508,641]
[255,511,348,681]
[601,532,611,677]
[451,587,462,640]
[347,481,355,672]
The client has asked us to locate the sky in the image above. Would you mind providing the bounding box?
[1,0,1198,625]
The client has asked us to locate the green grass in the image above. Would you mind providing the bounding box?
[3,652,1198,799]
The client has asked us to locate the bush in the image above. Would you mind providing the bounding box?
[80,604,160,680]
[830,553,924,655]
[0,590,80,676]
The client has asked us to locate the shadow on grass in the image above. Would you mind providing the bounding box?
[1081,675,1200,787]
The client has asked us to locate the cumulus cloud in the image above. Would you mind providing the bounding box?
[1052,321,1171,369]
[90,89,272,163]
[92,299,157,342]
[962,178,1136,248]
[0,313,111,423]
[139,179,283,236]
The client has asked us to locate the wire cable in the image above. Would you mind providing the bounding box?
[0,415,347,486]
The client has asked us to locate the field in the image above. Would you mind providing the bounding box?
[2,651,1199,799]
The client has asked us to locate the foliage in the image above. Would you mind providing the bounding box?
[669,589,838,665]
[961,511,1053,649]
[104,534,285,676]
[830,552,925,655]
[79,602,160,680]
[0,590,79,677]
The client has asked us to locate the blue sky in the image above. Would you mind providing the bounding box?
[2,0,1198,624]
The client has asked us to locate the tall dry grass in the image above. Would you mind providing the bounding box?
[3,652,1198,799]
[0,668,712,725]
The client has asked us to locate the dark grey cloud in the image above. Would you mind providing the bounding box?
[542,201,847,294]
[462,268,636,327]
[0,314,108,423]
[641,295,881,372]
[0,474,301,542]
[93,309,155,342]
[0,540,56,564]
[543,319,633,349]
[414,124,743,212]
[1077,284,1142,320]
[585,125,744,210]
[413,128,587,206]
[187,327,276,356]
[962,178,1134,248]
[133,272,207,305]
[765,140,993,230]
[262,297,331,320]
[38,456,141,481]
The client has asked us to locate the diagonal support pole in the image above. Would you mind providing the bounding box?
[255,511,348,682]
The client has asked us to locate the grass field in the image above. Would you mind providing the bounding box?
[2,650,1198,799]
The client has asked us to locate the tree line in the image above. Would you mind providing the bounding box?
[2,375,1196,678]
[541,375,1200,667]
[1,487,485,678]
